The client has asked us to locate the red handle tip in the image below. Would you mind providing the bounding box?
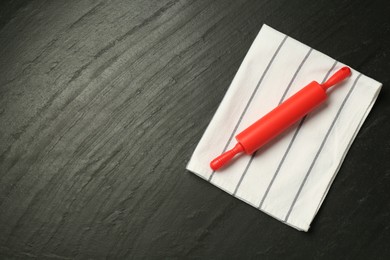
[322,66,351,90]
[210,156,226,171]
[210,143,244,171]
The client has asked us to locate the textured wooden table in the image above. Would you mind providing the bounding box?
[1,0,389,259]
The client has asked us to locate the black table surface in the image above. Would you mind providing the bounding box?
[1,0,389,259]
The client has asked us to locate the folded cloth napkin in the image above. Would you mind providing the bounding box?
[186,24,382,231]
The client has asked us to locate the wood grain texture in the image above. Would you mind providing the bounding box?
[0,0,389,258]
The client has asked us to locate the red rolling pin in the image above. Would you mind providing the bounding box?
[210,67,352,171]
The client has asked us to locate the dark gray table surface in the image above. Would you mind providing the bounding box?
[1,0,389,259]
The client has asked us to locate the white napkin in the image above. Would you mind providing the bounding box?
[186,24,382,231]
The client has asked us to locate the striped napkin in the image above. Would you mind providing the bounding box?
[186,24,382,231]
